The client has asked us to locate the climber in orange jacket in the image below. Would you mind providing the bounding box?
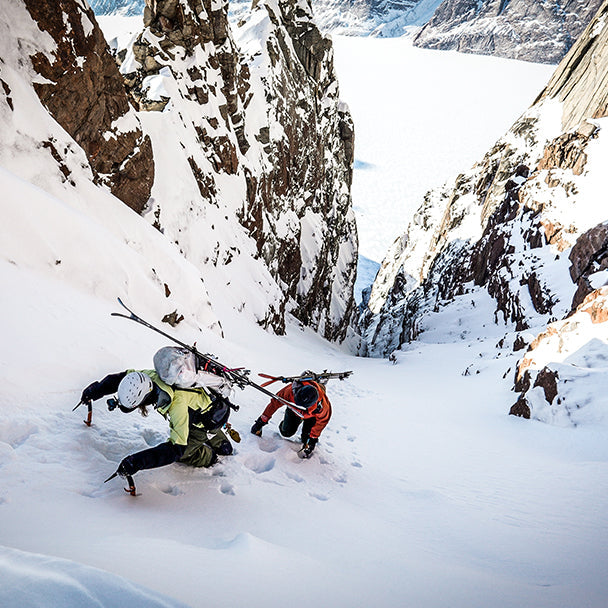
[250,379,331,458]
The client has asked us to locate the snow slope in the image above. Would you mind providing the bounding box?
[1,12,607,608]
[2,251,608,607]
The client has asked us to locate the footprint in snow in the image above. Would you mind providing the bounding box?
[244,454,276,474]
[220,482,236,496]
[351,460,362,468]
[160,485,184,497]
[285,471,305,483]
[333,472,347,484]
[309,492,329,501]
[257,438,281,453]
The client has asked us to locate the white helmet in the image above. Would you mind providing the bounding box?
[117,372,154,411]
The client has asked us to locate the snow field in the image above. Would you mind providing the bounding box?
[332,34,555,264]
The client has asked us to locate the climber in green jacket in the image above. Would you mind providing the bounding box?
[80,369,234,477]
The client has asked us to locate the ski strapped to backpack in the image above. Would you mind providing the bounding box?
[258,370,353,387]
[111,298,305,411]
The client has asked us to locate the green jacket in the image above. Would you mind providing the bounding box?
[134,370,212,446]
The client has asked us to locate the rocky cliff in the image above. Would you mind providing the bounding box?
[3,0,357,343]
[414,0,603,64]
[21,0,154,212]
[361,0,608,424]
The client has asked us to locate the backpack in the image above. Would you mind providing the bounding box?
[191,389,233,431]
[153,346,231,395]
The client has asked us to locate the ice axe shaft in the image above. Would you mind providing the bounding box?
[104,471,137,496]
[73,399,92,426]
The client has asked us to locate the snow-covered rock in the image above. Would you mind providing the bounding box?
[414,0,603,64]
[361,0,608,423]
[5,0,358,343]
[510,287,608,426]
[90,0,144,15]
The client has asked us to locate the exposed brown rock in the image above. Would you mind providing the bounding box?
[509,396,531,419]
[533,366,559,404]
[569,222,608,309]
[162,310,184,326]
[579,287,608,323]
[513,334,529,352]
[23,0,154,213]
[537,131,591,176]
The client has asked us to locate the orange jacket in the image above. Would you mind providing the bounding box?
[260,381,332,439]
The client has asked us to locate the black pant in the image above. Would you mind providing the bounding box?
[278,408,314,442]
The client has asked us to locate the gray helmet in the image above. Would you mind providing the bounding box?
[117,372,154,411]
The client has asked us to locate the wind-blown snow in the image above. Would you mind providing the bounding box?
[0,546,187,608]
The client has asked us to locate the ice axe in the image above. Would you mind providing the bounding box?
[73,399,92,427]
[104,470,137,497]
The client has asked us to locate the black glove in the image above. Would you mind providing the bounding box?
[214,439,233,456]
[301,437,318,459]
[117,455,138,477]
[81,372,127,403]
[80,382,101,403]
[250,417,267,437]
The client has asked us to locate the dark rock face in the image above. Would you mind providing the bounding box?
[361,114,602,356]
[241,0,358,342]
[414,0,603,64]
[569,223,608,310]
[23,0,154,213]
[359,110,559,355]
